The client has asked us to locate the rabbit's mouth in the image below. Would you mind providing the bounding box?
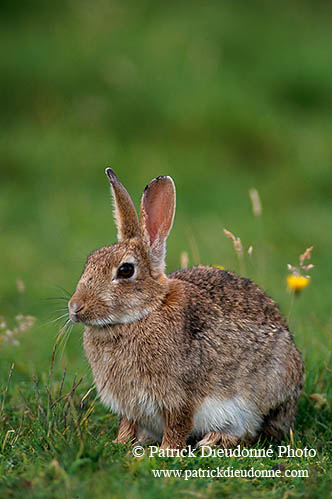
[68,311,114,327]
[68,291,112,325]
[84,309,151,327]
[68,300,85,323]
[68,299,150,327]
[67,305,113,327]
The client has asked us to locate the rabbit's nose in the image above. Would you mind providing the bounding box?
[68,299,85,322]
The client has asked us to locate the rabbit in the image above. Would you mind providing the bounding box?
[68,169,304,449]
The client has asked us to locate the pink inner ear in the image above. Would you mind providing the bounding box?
[143,180,174,245]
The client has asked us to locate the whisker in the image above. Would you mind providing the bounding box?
[59,317,71,332]
[41,313,70,331]
[49,319,73,365]
[58,321,75,360]
[48,313,70,325]
[45,297,69,302]
[52,285,72,297]
[56,319,72,346]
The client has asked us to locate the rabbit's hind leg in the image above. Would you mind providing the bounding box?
[261,398,298,440]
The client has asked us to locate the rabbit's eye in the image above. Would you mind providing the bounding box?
[117,263,135,279]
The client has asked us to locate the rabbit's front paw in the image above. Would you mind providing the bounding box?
[113,416,137,444]
[198,432,239,448]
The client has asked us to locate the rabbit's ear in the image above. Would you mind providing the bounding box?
[105,168,140,241]
[140,176,176,275]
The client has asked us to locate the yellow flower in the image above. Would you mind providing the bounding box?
[214,265,224,270]
[287,274,310,293]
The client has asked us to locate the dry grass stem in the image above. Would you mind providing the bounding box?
[249,188,262,217]
[180,251,189,269]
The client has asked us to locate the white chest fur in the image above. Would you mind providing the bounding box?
[100,387,261,441]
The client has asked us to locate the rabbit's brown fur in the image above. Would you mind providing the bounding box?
[69,170,304,449]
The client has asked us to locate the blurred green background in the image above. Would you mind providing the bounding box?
[1,0,331,376]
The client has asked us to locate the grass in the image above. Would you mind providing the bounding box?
[0,351,331,498]
[1,0,332,497]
